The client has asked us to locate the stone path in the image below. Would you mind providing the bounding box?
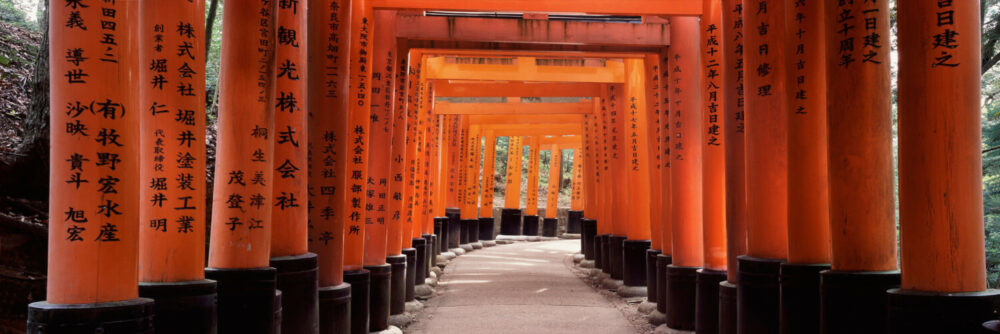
[406,240,638,334]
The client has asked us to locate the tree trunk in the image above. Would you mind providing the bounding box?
[205,0,220,58]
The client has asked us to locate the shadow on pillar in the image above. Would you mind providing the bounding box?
[566,210,583,234]
[344,269,371,334]
[522,215,540,236]
[665,264,699,330]
[434,217,447,253]
[622,240,650,287]
[581,219,597,260]
[402,248,417,302]
[386,255,407,316]
[655,254,673,314]
[695,269,726,334]
[446,208,461,249]
[478,217,495,241]
[138,279,216,334]
[609,235,626,280]
[779,263,829,334]
[364,264,391,332]
[737,256,783,334]
[719,281,737,334]
[499,208,523,236]
[270,253,319,334]
[542,217,558,237]
[887,288,1000,334]
[27,298,155,334]
[204,267,278,334]
[646,249,661,304]
[820,270,899,334]
[318,283,350,334]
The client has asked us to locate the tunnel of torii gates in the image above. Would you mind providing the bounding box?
[30,0,995,333]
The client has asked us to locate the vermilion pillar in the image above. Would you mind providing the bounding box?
[822,1,900,333]
[655,48,675,318]
[644,55,664,302]
[719,1,746,332]
[597,87,617,278]
[523,136,542,236]
[400,50,427,303]
[781,1,831,333]
[619,58,653,298]
[206,1,279,332]
[384,22,410,316]
[134,1,214,333]
[479,131,498,242]
[696,1,729,332]
[30,1,153,331]
[463,125,484,246]
[499,135,524,236]
[306,0,351,331]
[604,83,630,286]
[269,2,318,333]
[665,17,704,332]
[545,145,562,219]
[452,116,473,249]
[891,1,1000,332]
[566,144,585,235]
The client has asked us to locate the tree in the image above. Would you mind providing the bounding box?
[0,0,46,200]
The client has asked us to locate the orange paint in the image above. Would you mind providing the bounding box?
[270,0,309,258]
[462,126,482,219]
[443,115,462,211]
[607,84,629,237]
[546,145,562,218]
[48,0,139,303]
[897,0,985,292]
[658,52,673,256]
[623,59,651,241]
[785,0,831,265]
[701,0,728,271]
[569,146,585,212]
[401,50,423,248]
[364,9,397,265]
[307,0,350,287]
[596,88,614,236]
[480,132,498,216]
[669,17,705,268]
[386,34,408,256]
[139,0,206,283]
[208,0,277,269]
[743,0,788,260]
[722,0,747,282]
[824,0,896,272]
[645,54,663,251]
[503,136,524,209]
[526,136,542,215]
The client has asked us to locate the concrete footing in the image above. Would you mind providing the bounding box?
[638,300,657,315]
[617,285,647,298]
[482,240,497,247]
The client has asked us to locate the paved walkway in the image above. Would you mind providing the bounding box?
[407,240,637,334]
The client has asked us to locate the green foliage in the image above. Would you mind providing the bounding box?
[0,0,30,28]
[984,0,1000,288]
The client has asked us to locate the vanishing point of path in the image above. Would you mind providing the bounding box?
[406,239,638,334]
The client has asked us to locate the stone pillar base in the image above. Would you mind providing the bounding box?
[820,269,900,333]
[779,263,829,334]
[28,298,154,334]
[737,256,783,334]
[205,267,279,334]
[344,269,371,334]
[386,255,407,316]
[695,269,726,334]
[270,253,319,334]
[318,283,351,334]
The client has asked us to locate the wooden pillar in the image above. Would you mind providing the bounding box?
[569,146,585,213]
[526,136,542,216]
[891,1,1000,332]
[621,58,653,290]
[607,82,629,281]
[546,145,562,219]
[655,49,675,317]
[719,1,746,332]
[665,16,704,331]
[31,0,154,331]
[481,131,498,217]
[402,50,423,251]
[463,126,482,219]
[822,0,900,332]
[445,116,462,213]
[504,136,524,210]
[645,54,664,255]
[205,0,280,332]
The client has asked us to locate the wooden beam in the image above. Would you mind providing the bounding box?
[468,114,586,125]
[396,15,670,47]
[434,82,603,98]
[423,56,625,83]
[370,0,702,16]
[435,101,592,115]
[416,48,648,59]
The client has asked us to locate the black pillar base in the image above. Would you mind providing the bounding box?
[318,283,351,334]
[467,219,481,243]
[696,269,726,334]
[719,281,737,334]
[598,234,611,273]
[386,255,407,316]
[888,288,1000,334]
[446,208,462,248]
[542,218,558,237]
[522,215,540,236]
[205,267,278,334]
[500,208,523,235]
[270,253,319,334]
[478,217,495,240]
[27,298,154,334]
[655,254,673,314]
[139,279,216,334]
[344,269,370,334]
[645,249,662,303]
[401,248,417,302]
[567,210,583,234]
[665,264,700,330]
[421,234,435,275]
[412,238,428,284]
[737,256,783,334]
[623,239,651,286]
[460,219,475,245]
[581,218,597,260]
[779,263,829,334]
[609,235,627,280]
[364,264,392,332]
[820,269,900,334]
[433,217,447,253]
